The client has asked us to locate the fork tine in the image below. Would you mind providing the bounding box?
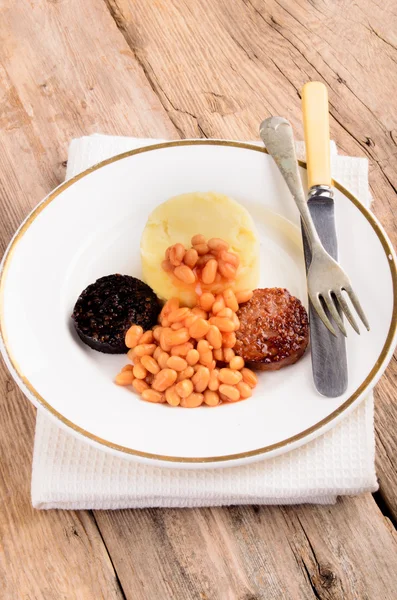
[335,291,360,334]
[323,293,347,337]
[343,286,370,331]
[310,293,337,336]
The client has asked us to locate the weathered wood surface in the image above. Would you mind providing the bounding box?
[0,0,396,598]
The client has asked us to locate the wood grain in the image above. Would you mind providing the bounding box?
[0,0,396,598]
[106,0,397,515]
[95,497,397,600]
[0,376,125,600]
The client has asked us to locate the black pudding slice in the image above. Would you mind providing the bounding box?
[72,274,160,354]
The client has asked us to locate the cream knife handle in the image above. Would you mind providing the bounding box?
[302,82,331,189]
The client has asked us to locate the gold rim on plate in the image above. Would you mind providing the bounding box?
[1,140,396,464]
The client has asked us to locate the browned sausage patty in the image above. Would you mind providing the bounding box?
[235,288,309,371]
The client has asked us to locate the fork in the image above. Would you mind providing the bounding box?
[259,116,370,336]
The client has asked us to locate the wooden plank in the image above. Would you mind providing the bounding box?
[0,0,177,254]
[104,0,397,517]
[0,0,177,598]
[0,0,396,598]
[375,356,397,520]
[94,495,397,600]
[0,376,125,599]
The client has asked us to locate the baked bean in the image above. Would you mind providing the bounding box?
[171,321,185,330]
[169,243,185,266]
[161,297,179,319]
[221,331,236,348]
[161,259,173,272]
[175,379,194,398]
[140,330,154,344]
[237,381,253,399]
[206,325,222,350]
[180,393,204,408]
[161,317,171,327]
[168,307,190,323]
[216,307,234,318]
[189,318,210,339]
[223,288,239,312]
[230,356,245,370]
[184,314,198,329]
[165,386,181,406]
[212,294,225,314]
[192,366,210,392]
[157,351,170,370]
[153,346,162,361]
[142,389,165,403]
[167,356,188,371]
[186,348,200,366]
[127,349,140,364]
[133,343,157,357]
[191,234,206,246]
[204,390,220,406]
[232,313,240,330]
[145,373,155,385]
[125,325,143,349]
[183,248,199,269]
[202,259,218,284]
[241,368,258,388]
[193,243,209,256]
[219,368,243,385]
[218,261,237,280]
[170,342,194,356]
[121,364,134,372]
[177,366,195,381]
[223,348,235,363]
[141,355,160,375]
[197,340,213,366]
[197,253,214,268]
[191,307,208,319]
[132,379,149,394]
[209,360,217,370]
[193,364,201,372]
[115,371,134,385]
[152,368,178,392]
[219,384,240,402]
[133,363,147,379]
[200,292,215,311]
[153,326,162,342]
[219,250,240,267]
[160,328,172,351]
[209,316,235,332]
[174,265,196,284]
[208,237,229,252]
[208,369,220,391]
[213,348,224,362]
[235,289,253,304]
[165,328,190,347]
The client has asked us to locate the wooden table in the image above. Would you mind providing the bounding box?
[1,1,396,598]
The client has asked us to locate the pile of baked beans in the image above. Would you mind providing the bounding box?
[115,287,258,407]
[162,235,240,287]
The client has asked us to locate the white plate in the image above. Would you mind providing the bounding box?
[1,141,396,468]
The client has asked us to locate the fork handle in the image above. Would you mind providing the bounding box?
[260,116,323,252]
[302,82,331,189]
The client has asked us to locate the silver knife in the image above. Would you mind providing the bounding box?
[260,86,347,397]
[301,82,347,396]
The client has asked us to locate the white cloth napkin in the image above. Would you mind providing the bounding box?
[31,135,378,509]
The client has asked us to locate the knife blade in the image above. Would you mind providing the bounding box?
[301,189,348,396]
[302,81,348,396]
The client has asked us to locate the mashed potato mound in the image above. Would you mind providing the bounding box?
[140,192,260,305]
